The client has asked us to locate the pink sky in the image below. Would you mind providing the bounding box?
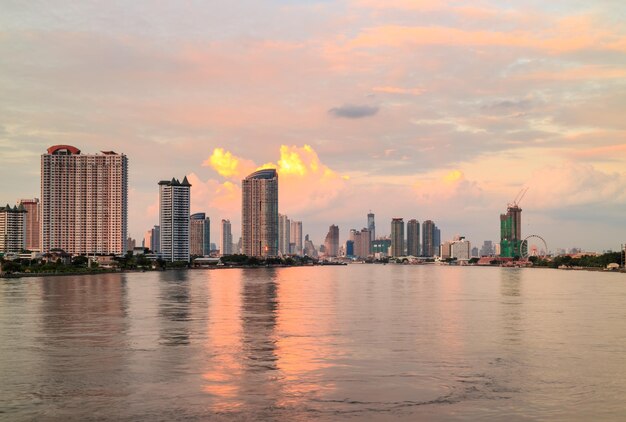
[1,0,625,252]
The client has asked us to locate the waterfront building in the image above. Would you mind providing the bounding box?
[471,247,479,258]
[159,177,191,262]
[422,220,435,257]
[367,211,375,245]
[353,228,371,258]
[440,241,452,259]
[190,213,210,256]
[345,240,354,257]
[220,219,233,256]
[500,204,522,257]
[451,237,471,261]
[290,220,303,255]
[242,169,279,257]
[372,238,391,257]
[18,199,40,251]
[0,204,26,254]
[391,218,404,257]
[434,226,441,258]
[150,226,160,253]
[41,145,128,255]
[406,219,420,257]
[324,225,339,257]
[278,214,290,255]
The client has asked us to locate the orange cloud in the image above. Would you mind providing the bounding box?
[372,86,425,95]
[203,148,256,179]
[347,18,626,54]
[413,169,482,203]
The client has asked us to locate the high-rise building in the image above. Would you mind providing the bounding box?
[41,145,128,255]
[159,177,191,262]
[440,241,452,259]
[480,240,494,257]
[390,218,404,257]
[220,219,233,256]
[353,228,371,258]
[367,211,375,245]
[303,234,317,257]
[372,238,391,257]
[144,230,152,251]
[290,220,303,255]
[0,204,26,254]
[242,169,279,257]
[324,225,339,257]
[190,212,210,256]
[345,240,354,257]
[150,226,160,253]
[406,219,420,257]
[278,214,290,255]
[451,237,471,261]
[126,237,136,252]
[422,220,435,257]
[434,226,441,258]
[500,205,522,257]
[18,199,40,252]
[471,247,479,258]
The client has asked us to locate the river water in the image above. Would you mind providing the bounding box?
[1,265,626,421]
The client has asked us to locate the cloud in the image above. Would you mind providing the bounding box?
[413,169,484,204]
[526,162,626,209]
[372,86,425,95]
[328,104,379,119]
[202,148,256,179]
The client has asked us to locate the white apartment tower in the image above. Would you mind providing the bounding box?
[0,204,26,254]
[159,177,191,262]
[41,145,128,255]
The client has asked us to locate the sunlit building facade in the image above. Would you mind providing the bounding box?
[41,145,128,255]
[18,198,40,252]
[407,219,420,257]
[190,212,210,256]
[391,218,404,257]
[242,169,278,257]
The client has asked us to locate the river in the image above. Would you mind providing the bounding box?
[1,265,625,421]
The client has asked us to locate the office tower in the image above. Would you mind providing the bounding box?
[278,214,290,255]
[422,220,435,257]
[433,226,441,258]
[41,145,128,255]
[500,204,522,257]
[242,169,278,257]
[190,212,210,256]
[390,218,404,257]
[480,240,494,257]
[0,204,26,253]
[406,219,420,257]
[471,247,479,258]
[324,225,339,257]
[367,211,375,244]
[18,199,40,252]
[304,234,317,257]
[144,230,152,251]
[345,240,354,257]
[151,226,160,253]
[159,177,191,262]
[290,220,303,256]
[220,219,233,256]
[353,228,371,258]
[126,237,136,252]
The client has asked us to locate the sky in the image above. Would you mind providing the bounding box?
[1,0,625,252]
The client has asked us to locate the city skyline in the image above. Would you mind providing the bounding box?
[1,2,625,252]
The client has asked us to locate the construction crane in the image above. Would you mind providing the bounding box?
[508,187,528,209]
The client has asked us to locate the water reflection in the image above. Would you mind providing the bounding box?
[158,270,191,346]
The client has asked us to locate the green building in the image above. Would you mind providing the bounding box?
[500,205,522,258]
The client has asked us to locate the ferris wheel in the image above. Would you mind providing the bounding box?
[519,235,548,259]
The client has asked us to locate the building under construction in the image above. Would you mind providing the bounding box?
[500,188,527,258]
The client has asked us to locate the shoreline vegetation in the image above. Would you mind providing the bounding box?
[1,251,624,278]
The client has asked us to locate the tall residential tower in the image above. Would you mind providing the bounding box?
[242,169,278,257]
[159,177,191,262]
[41,145,128,255]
